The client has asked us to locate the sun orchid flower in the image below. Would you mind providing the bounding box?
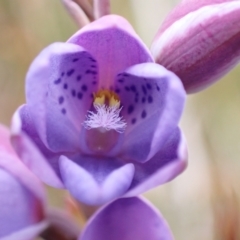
[79,197,174,240]
[11,15,187,205]
[0,124,47,240]
[151,0,240,93]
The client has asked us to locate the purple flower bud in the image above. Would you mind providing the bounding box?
[151,0,240,93]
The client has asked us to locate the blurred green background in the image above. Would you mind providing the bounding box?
[1,1,240,239]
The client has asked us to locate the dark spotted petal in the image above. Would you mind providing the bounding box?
[68,15,153,88]
[114,63,185,162]
[125,128,187,197]
[26,42,99,153]
[80,197,174,240]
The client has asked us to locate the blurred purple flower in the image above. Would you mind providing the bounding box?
[0,124,47,240]
[11,15,187,205]
[79,196,174,240]
[151,0,240,93]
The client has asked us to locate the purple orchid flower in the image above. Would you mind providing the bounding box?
[151,0,240,93]
[79,196,174,240]
[0,124,47,240]
[11,15,187,205]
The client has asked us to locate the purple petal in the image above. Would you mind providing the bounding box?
[68,15,153,88]
[26,42,98,152]
[59,156,134,205]
[0,132,45,203]
[125,128,187,197]
[0,166,45,238]
[11,105,64,188]
[115,63,185,162]
[1,221,48,240]
[152,1,240,93]
[159,0,233,34]
[80,197,174,240]
[0,124,17,156]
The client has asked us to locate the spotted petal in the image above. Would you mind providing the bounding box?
[152,1,240,93]
[26,42,99,152]
[80,197,174,240]
[114,63,185,162]
[68,15,153,88]
[59,156,135,205]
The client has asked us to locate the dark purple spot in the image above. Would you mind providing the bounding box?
[82,85,87,91]
[91,65,97,68]
[146,83,152,90]
[130,85,136,92]
[63,83,68,89]
[61,72,65,77]
[148,96,153,103]
[135,97,139,103]
[92,81,97,85]
[61,108,66,114]
[86,69,97,75]
[58,96,64,104]
[125,86,130,91]
[115,88,120,93]
[142,85,147,95]
[142,97,146,103]
[89,57,96,62]
[76,75,82,81]
[156,85,160,91]
[67,69,75,76]
[77,92,83,99]
[54,78,61,84]
[131,118,137,124]
[123,73,129,77]
[73,58,79,62]
[71,89,76,97]
[141,110,147,119]
[127,105,134,114]
[118,79,124,83]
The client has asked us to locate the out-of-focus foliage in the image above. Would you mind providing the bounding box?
[1,1,240,240]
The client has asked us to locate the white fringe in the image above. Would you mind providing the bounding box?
[83,104,126,133]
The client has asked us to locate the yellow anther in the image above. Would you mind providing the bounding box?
[94,95,105,105]
[93,89,120,108]
[109,97,120,108]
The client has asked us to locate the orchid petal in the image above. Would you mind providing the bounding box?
[11,105,64,188]
[59,156,134,205]
[125,128,187,197]
[0,125,16,156]
[152,1,240,93]
[0,221,48,240]
[0,167,43,237]
[80,197,174,240]
[26,42,99,152]
[68,15,153,88]
[115,63,185,162]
